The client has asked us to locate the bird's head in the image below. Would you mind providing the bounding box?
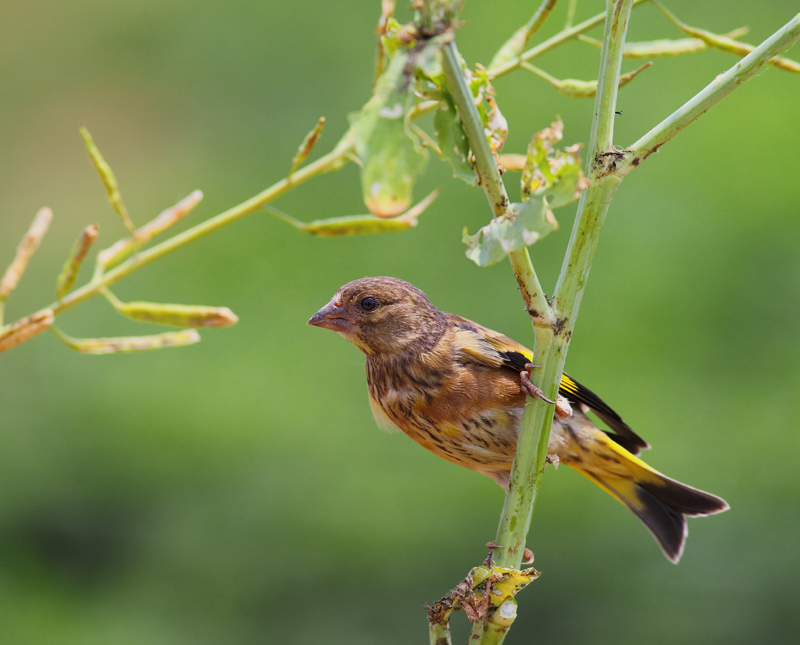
[308,277,447,357]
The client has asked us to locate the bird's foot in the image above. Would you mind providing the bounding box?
[520,364,555,404]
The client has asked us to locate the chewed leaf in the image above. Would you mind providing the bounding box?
[350,50,428,218]
[463,197,554,267]
[433,91,476,184]
[464,120,586,268]
[485,96,508,154]
[521,119,587,207]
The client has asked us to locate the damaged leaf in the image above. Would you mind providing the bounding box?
[350,49,428,218]
[463,119,587,267]
[433,90,475,184]
[463,198,554,267]
[521,119,586,206]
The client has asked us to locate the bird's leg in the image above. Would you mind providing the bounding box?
[520,363,555,404]
[521,364,574,418]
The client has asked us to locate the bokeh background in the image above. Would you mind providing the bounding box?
[2,1,799,643]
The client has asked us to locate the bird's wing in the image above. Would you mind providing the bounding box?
[448,314,649,455]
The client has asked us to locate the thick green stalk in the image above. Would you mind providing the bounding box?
[618,13,800,175]
[441,2,635,642]
[429,620,452,645]
[552,0,633,318]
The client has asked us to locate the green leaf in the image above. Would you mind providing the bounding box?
[463,119,587,268]
[350,50,428,218]
[521,119,586,207]
[463,198,555,267]
[433,91,476,184]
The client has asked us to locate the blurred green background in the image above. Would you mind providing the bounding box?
[2,1,799,643]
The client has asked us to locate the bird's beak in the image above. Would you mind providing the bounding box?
[308,299,354,333]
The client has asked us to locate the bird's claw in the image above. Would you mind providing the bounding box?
[520,364,555,405]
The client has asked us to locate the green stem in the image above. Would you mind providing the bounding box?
[618,12,800,175]
[4,0,645,341]
[0,130,353,334]
[440,41,551,323]
[429,620,452,645]
[552,0,633,318]
[442,2,635,642]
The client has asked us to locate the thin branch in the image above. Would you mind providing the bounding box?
[0,130,354,338]
[441,41,552,322]
[619,13,800,175]
[488,0,648,79]
[489,0,559,70]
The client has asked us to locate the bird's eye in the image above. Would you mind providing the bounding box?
[360,296,378,312]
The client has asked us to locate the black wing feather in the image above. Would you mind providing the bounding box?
[558,373,649,454]
[497,349,649,456]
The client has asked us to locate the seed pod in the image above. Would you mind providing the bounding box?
[580,28,750,58]
[1,208,53,302]
[289,118,326,176]
[80,126,135,233]
[104,291,238,328]
[522,62,652,98]
[0,309,55,353]
[655,3,800,72]
[56,224,99,300]
[51,327,201,354]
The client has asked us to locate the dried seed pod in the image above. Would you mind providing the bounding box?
[1,208,53,302]
[266,189,439,237]
[521,62,652,98]
[103,290,238,328]
[80,126,135,233]
[289,117,326,175]
[51,327,201,354]
[579,28,750,58]
[655,2,800,72]
[0,309,55,353]
[56,224,99,300]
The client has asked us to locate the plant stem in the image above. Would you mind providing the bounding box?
[0,130,353,334]
[618,12,800,175]
[429,619,452,645]
[442,2,635,642]
[5,0,650,341]
[441,43,552,323]
[552,0,633,318]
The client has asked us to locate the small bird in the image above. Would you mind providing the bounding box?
[308,277,728,562]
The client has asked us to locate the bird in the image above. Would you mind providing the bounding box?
[308,276,728,563]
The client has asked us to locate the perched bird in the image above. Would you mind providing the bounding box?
[308,277,728,562]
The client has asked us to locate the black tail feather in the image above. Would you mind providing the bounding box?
[640,477,730,517]
[586,472,729,563]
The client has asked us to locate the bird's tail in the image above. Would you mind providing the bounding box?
[571,434,729,563]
